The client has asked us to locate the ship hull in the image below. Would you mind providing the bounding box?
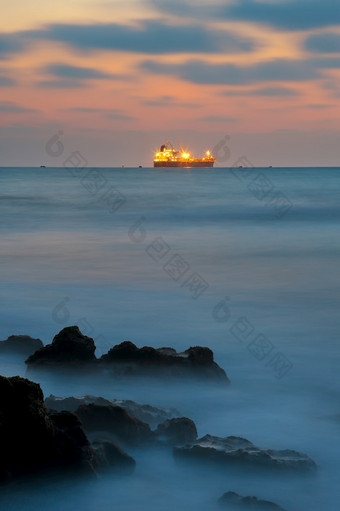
[153,161,214,168]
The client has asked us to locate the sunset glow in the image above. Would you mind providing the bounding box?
[1,0,340,165]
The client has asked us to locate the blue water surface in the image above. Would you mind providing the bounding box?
[0,166,339,511]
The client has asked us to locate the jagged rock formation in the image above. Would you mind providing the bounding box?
[25,326,230,383]
[99,341,229,382]
[26,326,96,366]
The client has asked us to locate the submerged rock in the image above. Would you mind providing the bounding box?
[100,341,229,383]
[75,403,153,446]
[174,434,316,472]
[218,491,287,510]
[0,334,43,356]
[0,376,135,483]
[156,418,197,446]
[92,440,136,474]
[45,394,179,427]
[26,326,96,366]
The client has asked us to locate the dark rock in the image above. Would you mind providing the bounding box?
[92,440,135,474]
[156,418,197,446]
[218,491,287,510]
[157,347,177,356]
[45,394,179,427]
[45,395,112,412]
[24,326,230,383]
[48,411,97,470]
[100,341,229,383]
[0,335,43,356]
[113,399,180,427]
[75,403,153,446]
[26,326,96,366]
[0,376,96,482]
[101,341,162,365]
[174,434,316,472]
[184,346,214,365]
[103,341,139,362]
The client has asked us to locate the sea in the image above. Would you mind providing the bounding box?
[0,166,339,510]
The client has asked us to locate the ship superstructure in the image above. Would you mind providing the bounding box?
[153,141,215,167]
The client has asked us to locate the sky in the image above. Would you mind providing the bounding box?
[0,0,340,166]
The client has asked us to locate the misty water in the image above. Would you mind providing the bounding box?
[0,166,339,510]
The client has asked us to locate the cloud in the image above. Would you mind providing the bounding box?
[306,33,340,53]
[43,63,113,79]
[0,34,23,59]
[304,104,333,109]
[0,76,15,87]
[27,20,253,54]
[65,107,135,120]
[323,79,340,97]
[312,56,340,68]
[141,58,323,85]
[198,115,235,122]
[142,95,199,107]
[220,0,340,30]
[247,86,300,96]
[149,0,213,18]
[37,64,116,88]
[264,102,334,112]
[37,79,90,89]
[150,0,340,31]
[0,101,38,113]
[106,111,135,120]
[221,86,299,96]
[143,95,174,106]
[67,107,108,113]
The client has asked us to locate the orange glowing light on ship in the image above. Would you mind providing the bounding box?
[153,141,216,168]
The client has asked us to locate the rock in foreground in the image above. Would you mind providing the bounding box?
[0,375,94,481]
[0,334,43,356]
[174,434,316,472]
[218,491,287,510]
[0,376,135,483]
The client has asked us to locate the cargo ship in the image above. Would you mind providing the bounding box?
[153,141,216,167]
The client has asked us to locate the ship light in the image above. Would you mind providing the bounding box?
[206,150,211,156]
